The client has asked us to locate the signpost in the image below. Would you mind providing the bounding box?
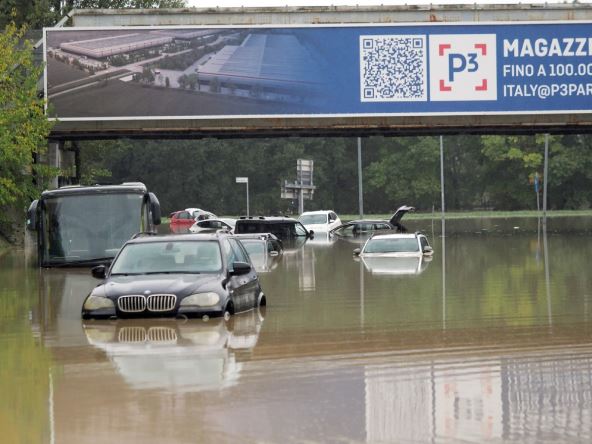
[281,159,315,214]
[235,177,249,217]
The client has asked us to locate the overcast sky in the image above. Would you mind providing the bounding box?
[186,0,590,8]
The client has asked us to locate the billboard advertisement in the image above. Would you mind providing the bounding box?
[45,22,592,121]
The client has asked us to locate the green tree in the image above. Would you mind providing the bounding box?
[0,22,55,242]
[480,135,543,209]
[0,0,58,29]
[364,136,441,212]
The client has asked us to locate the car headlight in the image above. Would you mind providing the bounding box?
[83,295,115,310]
[180,292,220,307]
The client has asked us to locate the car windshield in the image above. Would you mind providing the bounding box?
[363,238,419,253]
[111,241,222,274]
[299,214,328,225]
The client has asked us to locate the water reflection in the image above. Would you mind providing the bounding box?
[359,255,432,275]
[83,310,264,393]
[2,217,592,443]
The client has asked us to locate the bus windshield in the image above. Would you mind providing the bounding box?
[42,193,145,265]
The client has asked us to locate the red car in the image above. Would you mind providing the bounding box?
[169,210,195,233]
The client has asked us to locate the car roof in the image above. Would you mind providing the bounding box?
[370,233,420,240]
[126,233,231,244]
[236,216,299,223]
[300,210,334,215]
[347,219,390,224]
[233,233,279,240]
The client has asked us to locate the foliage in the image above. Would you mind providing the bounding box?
[0,22,55,230]
[0,0,186,29]
[77,133,592,216]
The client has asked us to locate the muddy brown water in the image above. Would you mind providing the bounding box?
[2,217,592,443]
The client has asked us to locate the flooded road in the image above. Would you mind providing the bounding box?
[2,217,592,443]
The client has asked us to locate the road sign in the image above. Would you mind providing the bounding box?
[235,177,248,183]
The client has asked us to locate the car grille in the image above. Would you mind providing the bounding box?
[118,327,177,344]
[116,294,177,313]
[147,327,177,343]
[147,294,177,312]
[118,326,146,343]
[117,295,146,312]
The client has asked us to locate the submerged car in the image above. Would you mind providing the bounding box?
[298,210,342,232]
[234,216,313,241]
[185,208,217,220]
[189,218,236,234]
[330,205,415,237]
[82,232,265,319]
[353,232,433,257]
[233,233,283,272]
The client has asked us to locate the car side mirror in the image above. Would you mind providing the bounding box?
[148,192,161,225]
[231,261,251,275]
[308,230,314,239]
[423,246,433,254]
[91,265,106,279]
[353,248,361,256]
[26,200,38,231]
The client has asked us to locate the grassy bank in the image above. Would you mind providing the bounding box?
[340,209,592,221]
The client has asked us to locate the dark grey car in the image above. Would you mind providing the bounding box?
[330,205,415,237]
[81,232,265,319]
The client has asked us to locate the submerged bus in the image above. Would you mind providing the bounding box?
[26,182,161,267]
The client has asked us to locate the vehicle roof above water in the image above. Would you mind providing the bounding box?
[41,182,148,198]
[345,219,391,224]
[126,233,232,244]
[233,233,280,241]
[369,233,422,240]
[299,210,336,215]
[236,216,299,223]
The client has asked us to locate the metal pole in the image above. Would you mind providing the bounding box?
[440,136,445,216]
[357,137,364,218]
[299,187,304,215]
[246,181,250,217]
[543,134,549,222]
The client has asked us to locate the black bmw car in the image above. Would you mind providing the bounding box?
[81,232,266,319]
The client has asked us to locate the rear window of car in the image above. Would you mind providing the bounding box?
[363,238,419,253]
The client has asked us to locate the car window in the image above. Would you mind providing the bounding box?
[363,238,420,253]
[299,214,327,225]
[374,223,390,230]
[229,238,249,263]
[178,211,191,220]
[221,238,237,266]
[242,240,265,257]
[330,212,337,221]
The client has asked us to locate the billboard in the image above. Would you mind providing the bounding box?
[45,22,592,121]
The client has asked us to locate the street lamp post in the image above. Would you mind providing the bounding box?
[236,177,249,217]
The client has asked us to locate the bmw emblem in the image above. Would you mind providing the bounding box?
[143,290,151,296]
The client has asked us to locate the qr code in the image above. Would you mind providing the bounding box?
[360,35,427,102]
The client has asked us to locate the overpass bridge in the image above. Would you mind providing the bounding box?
[46,3,592,140]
